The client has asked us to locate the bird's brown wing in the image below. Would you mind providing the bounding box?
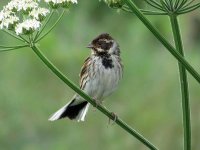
[79,57,91,89]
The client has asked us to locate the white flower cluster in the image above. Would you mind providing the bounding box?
[5,0,38,12]
[15,19,41,35]
[0,0,78,36]
[0,0,50,35]
[0,14,19,30]
[29,8,50,21]
[45,0,78,8]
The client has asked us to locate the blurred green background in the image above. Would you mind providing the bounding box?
[0,1,200,150]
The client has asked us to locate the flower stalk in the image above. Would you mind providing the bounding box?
[31,45,158,150]
[34,10,54,42]
[170,15,191,150]
[2,29,26,42]
[0,44,28,52]
[117,0,195,149]
[35,10,65,43]
[123,0,200,84]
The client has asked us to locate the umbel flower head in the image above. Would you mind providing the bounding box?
[144,0,200,15]
[0,14,19,30]
[0,0,48,35]
[5,0,39,13]
[29,8,50,21]
[15,19,41,35]
[0,0,78,35]
[45,0,78,9]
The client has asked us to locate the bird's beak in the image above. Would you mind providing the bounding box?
[86,43,93,49]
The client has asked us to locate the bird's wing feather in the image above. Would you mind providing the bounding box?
[79,56,91,89]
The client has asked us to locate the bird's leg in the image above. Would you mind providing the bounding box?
[108,112,118,125]
[92,98,102,110]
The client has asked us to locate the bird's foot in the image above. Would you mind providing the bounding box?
[108,112,118,125]
[92,98,102,111]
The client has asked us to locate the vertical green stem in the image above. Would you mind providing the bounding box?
[170,15,191,150]
[124,0,200,84]
[31,45,158,150]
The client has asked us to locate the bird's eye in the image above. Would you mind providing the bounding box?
[97,41,112,50]
[101,42,107,49]
[97,41,104,46]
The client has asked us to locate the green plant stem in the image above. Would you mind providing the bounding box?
[31,45,158,150]
[178,3,200,15]
[35,10,65,43]
[0,44,27,48]
[170,15,191,150]
[34,10,54,42]
[124,0,200,84]
[18,35,29,43]
[0,45,28,52]
[2,30,27,43]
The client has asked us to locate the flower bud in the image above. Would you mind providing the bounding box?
[104,0,125,8]
[15,19,41,35]
[44,0,78,9]
[45,0,60,9]
[29,8,50,21]
[0,15,19,30]
[0,9,19,30]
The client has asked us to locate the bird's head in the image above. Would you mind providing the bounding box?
[87,33,120,56]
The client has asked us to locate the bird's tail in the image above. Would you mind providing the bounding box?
[48,98,89,122]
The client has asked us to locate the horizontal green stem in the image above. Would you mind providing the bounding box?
[31,45,158,150]
[0,44,27,48]
[0,45,28,52]
[170,15,191,150]
[124,0,200,84]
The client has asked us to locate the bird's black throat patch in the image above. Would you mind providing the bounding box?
[102,57,113,69]
[98,53,113,69]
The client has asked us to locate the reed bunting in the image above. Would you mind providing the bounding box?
[49,33,123,122]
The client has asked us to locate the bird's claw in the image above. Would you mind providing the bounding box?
[108,112,118,125]
[92,98,102,111]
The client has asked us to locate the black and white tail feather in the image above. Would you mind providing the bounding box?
[49,97,90,122]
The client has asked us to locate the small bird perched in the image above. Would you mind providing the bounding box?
[49,33,123,122]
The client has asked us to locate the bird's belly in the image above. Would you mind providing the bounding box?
[101,68,119,98]
[85,67,120,101]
